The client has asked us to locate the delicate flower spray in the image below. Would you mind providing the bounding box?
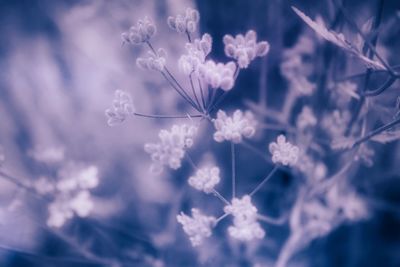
[100,3,400,267]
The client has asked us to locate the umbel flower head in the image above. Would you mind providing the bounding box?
[296,106,317,130]
[121,16,156,45]
[178,33,212,76]
[177,208,216,247]
[136,48,167,71]
[224,195,265,241]
[167,7,200,34]
[144,124,197,174]
[198,60,236,91]
[269,135,299,166]
[188,166,221,193]
[105,90,135,126]
[45,165,100,228]
[213,110,257,143]
[223,30,270,69]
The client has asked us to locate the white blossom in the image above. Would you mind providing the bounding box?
[105,90,135,126]
[69,190,94,217]
[280,55,316,96]
[136,48,167,71]
[144,124,197,173]
[188,166,220,193]
[167,8,200,34]
[46,165,99,228]
[269,135,299,166]
[198,60,236,91]
[121,16,156,45]
[223,30,270,69]
[296,106,317,130]
[178,33,212,75]
[177,208,216,247]
[321,110,351,138]
[224,195,265,241]
[213,110,257,143]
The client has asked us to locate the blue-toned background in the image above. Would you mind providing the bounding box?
[1,0,400,266]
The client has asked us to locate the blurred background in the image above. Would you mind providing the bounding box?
[0,0,400,266]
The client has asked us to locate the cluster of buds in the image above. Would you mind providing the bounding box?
[224,195,265,241]
[167,8,200,34]
[213,110,257,143]
[121,16,156,45]
[296,106,317,130]
[188,166,221,193]
[223,30,270,69]
[105,90,135,126]
[34,165,100,228]
[136,48,167,71]
[176,208,216,247]
[269,135,300,166]
[144,124,197,174]
[198,60,236,91]
[178,33,212,76]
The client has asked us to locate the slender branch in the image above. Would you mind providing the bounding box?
[198,78,206,110]
[231,142,236,199]
[214,212,229,226]
[249,166,279,197]
[211,189,230,205]
[134,112,202,119]
[351,116,400,148]
[189,74,202,111]
[257,213,288,225]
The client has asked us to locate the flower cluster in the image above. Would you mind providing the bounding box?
[321,110,351,138]
[105,90,135,126]
[188,166,221,193]
[223,30,270,69]
[296,106,317,130]
[121,16,156,45]
[177,208,216,247]
[213,110,257,143]
[331,81,359,108]
[37,165,99,228]
[178,33,212,76]
[144,124,197,173]
[224,195,265,241]
[136,48,167,72]
[269,135,299,166]
[280,35,316,96]
[198,60,236,91]
[167,8,200,34]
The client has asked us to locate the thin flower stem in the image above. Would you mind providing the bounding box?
[351,116,400,148]
[189,74,202,111]
[185,30,192,43]
[249,165,279,197]
[214,212,229,226]
[231,142,236,199]
[160,71,199,110]
[209,91,229,114]
[198,78,206,110]
[336,64,400,82]
[134,112,202,119]
[212,189,230,206]
[164,67,199,107]
[363,75,396,97]
[257,213,288,225]
[185,153,198,170]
